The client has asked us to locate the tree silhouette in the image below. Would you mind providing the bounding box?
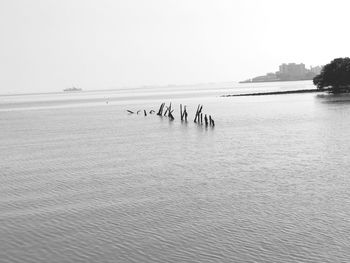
[313,57,350,93]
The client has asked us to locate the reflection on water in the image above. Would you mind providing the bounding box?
[316,93,350,104]
[1,81,350,263]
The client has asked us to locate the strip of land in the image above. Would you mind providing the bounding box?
[221,89,326,97]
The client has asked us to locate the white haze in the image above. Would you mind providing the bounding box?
[0,0,349,94]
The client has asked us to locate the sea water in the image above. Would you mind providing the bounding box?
[1,81,350,262]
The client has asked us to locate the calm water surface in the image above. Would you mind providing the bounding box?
[1,81,350,262]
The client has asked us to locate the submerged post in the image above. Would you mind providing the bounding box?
[194,104,200,122]
[169,110,174,120]
[167,103,172,118]
[182,106,188,121]
[180,104,183,121]
[157,103,165,116]
[163,107,169,116]
[194,105,203,123]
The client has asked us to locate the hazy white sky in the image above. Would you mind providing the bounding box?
[0,0,349,94]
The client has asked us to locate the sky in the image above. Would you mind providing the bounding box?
[0,0,349,94]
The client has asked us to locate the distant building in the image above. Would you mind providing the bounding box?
[279,63,308,77]
[240,63,323,83]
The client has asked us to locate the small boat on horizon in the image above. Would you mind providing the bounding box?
[63,87,82,92]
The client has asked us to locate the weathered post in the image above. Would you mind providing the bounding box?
[180,104,183,121]
[169,110,175,120]
[194,105,203,123]
[163,107,169,116]
[200,113,203,124]
[144,110,147,116]
[182,106,188,121]
[157,103,165,116]
[204,114,208,126]
[183,106,187,121]
[194,104,200,122]
[198,105,203,123]
[167,103,172,118]
[168,102,174,120]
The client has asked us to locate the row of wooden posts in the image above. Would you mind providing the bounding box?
[157,102,175,120]
[127,102,215,127]
[193,104,215,126]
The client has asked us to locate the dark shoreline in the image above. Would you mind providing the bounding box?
[221,89,327,97]
[239,79,313,84]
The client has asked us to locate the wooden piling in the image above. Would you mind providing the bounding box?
[194,104,200,122]
[144,110,147,116]
[157,105,160,115]
[180,104,183,121]
[169,111,175,120]
[194,104,203,123]
[168,103,172,118]
[204,114,208,126]
[163,107,169,116]
[181,106,188,121]
[198,105,203,123]
[157,103,165,116]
